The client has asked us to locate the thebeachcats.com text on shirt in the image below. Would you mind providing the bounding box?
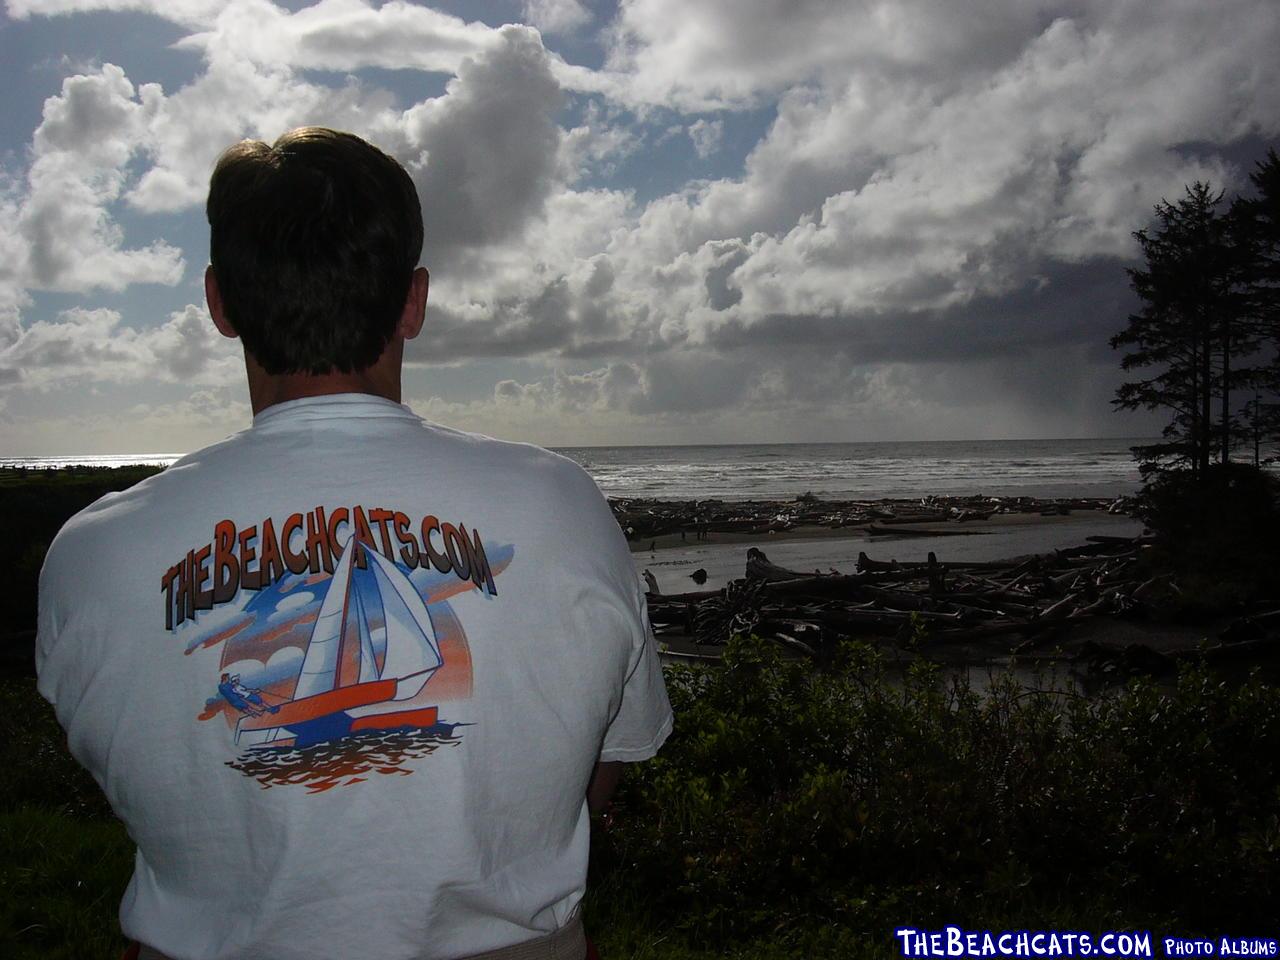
[894,928,1279,959]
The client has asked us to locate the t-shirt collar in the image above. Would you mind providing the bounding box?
[251,392,419,428]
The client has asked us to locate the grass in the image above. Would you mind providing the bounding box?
[0,807,133,960]
[1,678,131,959]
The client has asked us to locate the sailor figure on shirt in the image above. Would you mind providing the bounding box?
[218,672,279,717]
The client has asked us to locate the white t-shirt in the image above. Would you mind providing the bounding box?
[36,393,672,960]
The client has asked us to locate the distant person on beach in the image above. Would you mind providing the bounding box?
[36,127,671,960]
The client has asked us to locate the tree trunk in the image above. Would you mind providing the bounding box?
[1222,310,1231,465]
[1189,336,1201,480]
[1201,306,1213,479]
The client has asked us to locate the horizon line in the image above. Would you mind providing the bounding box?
[0,435,1167,461]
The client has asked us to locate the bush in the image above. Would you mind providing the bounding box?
[590,636,1280,948]
[1132,462,1280,610]
[0,466,164,636]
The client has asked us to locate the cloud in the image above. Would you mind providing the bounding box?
[6,0,223,26]
[268,590,316,622]
[522,0,591,36]
[687,118,723,159]
[1,9,576,408]
[0,387,254,457]
[409,332,1155,446]
[406,186,637,364]
[177,583,256,647]
[494,362,644,412]
[398,25,564,255]
[600,0,1061,111]
[173,0,499,75]
[8,64,184,294]
[586,0,1280,356]
[558,99,642,183]
[0,303,240,387]
[127,55,401,214]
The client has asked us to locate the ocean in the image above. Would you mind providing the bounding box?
[3,437,1155,501]
[557,437,1154,501]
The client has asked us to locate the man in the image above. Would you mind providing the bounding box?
[36,127,672,960]
[217,672,279,717]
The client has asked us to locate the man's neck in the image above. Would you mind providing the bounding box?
[243,347,404,416]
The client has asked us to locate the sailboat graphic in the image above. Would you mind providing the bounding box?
[235,539,445,750]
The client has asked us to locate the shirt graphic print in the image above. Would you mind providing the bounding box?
[163,504,513,793]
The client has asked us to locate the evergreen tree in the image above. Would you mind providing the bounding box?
[1233,150,1280,464]
[1111,182,1265,479]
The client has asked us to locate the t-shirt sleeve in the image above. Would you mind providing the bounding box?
[599,584,673,762]
[35,526,77,714]
[35,547,61,705]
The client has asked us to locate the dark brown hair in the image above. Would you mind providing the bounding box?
[206,127,423,374]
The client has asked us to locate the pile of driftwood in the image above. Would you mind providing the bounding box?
[613,494,1132,542]
[644,538,1280,675]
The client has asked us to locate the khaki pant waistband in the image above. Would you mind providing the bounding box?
[135,911,587,960]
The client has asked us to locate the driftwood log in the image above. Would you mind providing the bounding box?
[645,534,1278,676]
[613,493,1125,542]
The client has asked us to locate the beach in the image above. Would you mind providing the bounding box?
[629,507,1145,594]
[612,493,1267,679]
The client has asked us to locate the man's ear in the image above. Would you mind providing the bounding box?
[205,265,239,340]
[397,267,429,340]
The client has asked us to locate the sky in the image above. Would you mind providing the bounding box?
[1,0,1278,454]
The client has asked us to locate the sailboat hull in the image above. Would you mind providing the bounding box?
[235,679,442,749]
[350,706,439,734]
[238,678,397,734]
[284,711,358,748]
[240,704,442,750]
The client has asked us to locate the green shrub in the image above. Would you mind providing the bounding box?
[591,636,1280,947]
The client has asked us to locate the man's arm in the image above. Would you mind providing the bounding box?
[587,761,624,816]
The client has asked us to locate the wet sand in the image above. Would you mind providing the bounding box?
[632,509,1145,595]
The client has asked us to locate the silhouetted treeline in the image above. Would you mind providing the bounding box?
[0,465,163,672]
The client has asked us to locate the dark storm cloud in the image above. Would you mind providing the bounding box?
[707,260,1136,367]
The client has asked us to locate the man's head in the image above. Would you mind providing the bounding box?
[205,127,424,376]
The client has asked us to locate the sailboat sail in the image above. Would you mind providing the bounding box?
[293,541,356,701]
[365,546,443,700]
[355,582,380,685]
